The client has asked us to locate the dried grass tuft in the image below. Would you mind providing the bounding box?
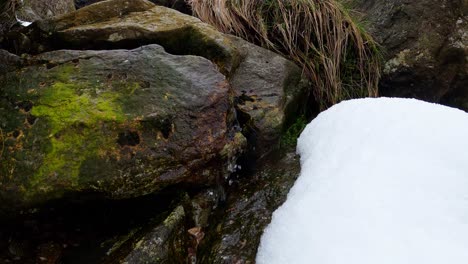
[188,0,381,108]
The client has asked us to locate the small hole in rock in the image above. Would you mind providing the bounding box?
[139,81,150,88]
[46,63,57,69]
[26,115,37,125]
[117,131,140,146]
[12,130,20,138]
[159,119,172,139]
[17,101,33,112]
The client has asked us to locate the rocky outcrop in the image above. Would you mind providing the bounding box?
[2,0,308,159]
[0,0,308,210]
[349,0,467,110]
[0,0,312,262]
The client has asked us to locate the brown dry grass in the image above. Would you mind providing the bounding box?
[188,0,381,109]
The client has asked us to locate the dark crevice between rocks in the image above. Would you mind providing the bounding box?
[74,0,192,15]
[188,99,307,263]
[1,26,235,75]
[195,145,301,263]
[0,187,191,264]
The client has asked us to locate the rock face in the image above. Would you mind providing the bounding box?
[198,148,301,263]
[0,0,75,37]
[18,0,75,21]
[227,36,309,153]
[0,49,21,74]
[349,0,467,110]
[0,0,311,262]
[121,206,187,264]
[0,45,244,209]
[0,0,308,211]
[4,0,308,151]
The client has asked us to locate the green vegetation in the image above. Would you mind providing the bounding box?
[31,82,125,133]
[280,115,307,148]
[189,0,381,109]
[26,64,138,192]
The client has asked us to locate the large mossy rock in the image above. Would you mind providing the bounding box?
[349,0,467,110]
[0,45,245,210]
[0,0,309,210]
[20,0,308,152]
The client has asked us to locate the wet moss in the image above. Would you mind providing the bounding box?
[31,82,125,132]
[23,64,141,196]
[279,115,307,148]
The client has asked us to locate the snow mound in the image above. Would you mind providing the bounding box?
[256,98,468,264]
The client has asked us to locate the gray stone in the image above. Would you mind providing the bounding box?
[349,0,467,109]
[122,206,186,264]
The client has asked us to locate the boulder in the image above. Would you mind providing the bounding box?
[0,44,245,210]
[348,0,467,110]
[0,0,309,210]
[0,49,21,75]
[11,0,309,152]
[227,36,309,153]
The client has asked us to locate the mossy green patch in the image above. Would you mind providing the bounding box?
[31,82,126,133]
[280,115,307,148]
[27,64,140,194]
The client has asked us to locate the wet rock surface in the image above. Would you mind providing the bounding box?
[0,44,244,209]
[197,147,300,263]
[228,36,309,154]
[195,148,300,264]
[2,0,309,151]
[0,0,311,263]
[349,0,468,110]
[119,206,186,264]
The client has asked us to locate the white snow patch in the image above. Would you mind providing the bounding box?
[16,15,32,27]
[256,98,468,264]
